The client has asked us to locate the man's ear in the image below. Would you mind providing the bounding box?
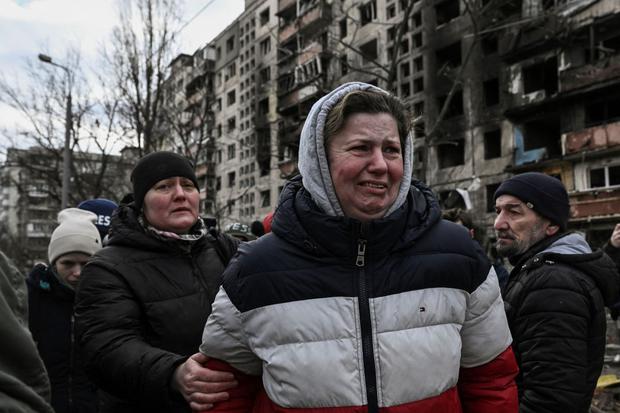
[545,224,560,236]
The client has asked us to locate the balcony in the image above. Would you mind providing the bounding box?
[279,21,297,44]
[277,84,319,113]
[278,0,296,14]
[298,2,331,35]
[560,54,620,93]
[563,120,620,155]
[570,187,620,221]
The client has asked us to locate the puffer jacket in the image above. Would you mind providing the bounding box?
[504,232,620,413]
[27,264,98,413]
[200,176,519,413]
[74,204,238,413]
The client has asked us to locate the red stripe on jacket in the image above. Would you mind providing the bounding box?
[204,346,518,413]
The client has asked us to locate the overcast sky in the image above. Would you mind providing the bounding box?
[0,0,245,149]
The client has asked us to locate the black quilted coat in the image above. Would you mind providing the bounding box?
[503,232,619,413]
[74,204,238,413]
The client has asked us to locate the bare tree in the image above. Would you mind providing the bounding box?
[0,49,128,205]
[101,0,182,156]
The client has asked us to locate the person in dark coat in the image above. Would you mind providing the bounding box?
[1,249,54,413]
[74,151,239,413]
[27,208,103,413]
[494,172,620,413]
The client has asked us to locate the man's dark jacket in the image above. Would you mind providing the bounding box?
[27,264,98,413]
[503,232,619,413]
[74,204,238,413]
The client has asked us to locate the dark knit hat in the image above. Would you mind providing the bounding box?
[130,151,199,211]
[494,172,570,231]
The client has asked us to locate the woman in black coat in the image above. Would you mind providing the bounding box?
[74,152,239,413]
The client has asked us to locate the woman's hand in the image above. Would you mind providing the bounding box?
[173,352,238,411]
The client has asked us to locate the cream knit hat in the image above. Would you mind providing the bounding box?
[48,208,102,264]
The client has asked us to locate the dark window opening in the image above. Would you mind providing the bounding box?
[227,116,236,132]
[585,97,620,127]
[438,139,465,168]
[484,78,500,107]
[226,36,234,52]
[257,129,271,176]
[523,57,558,95]
[586,33,620,63]
[259,67,270,83]
[413,32,423,48]
[590,165,620,188]
[359,1,377,26]
[413,12,422,28]
[258,98,269,116]
[387,27,396,42]
[436,0,460,26]
[522,116,562,156]
[413,77,424,93]
[438,90,464,118]
[260,190,271,207]
[400,62,410,77]
[400,82,411,98]
[340,55,349,75]
[228,171,236,188]
[227,90,236,106]
[387,4,396,19]
[360,39,378,62]
[401,38,410,55]
[340,19,348,38]
[414,56,423,71]
[484,129,502,159]
[416,121,426,138]
[259,8,269,26]
[436,41,462,69]
[486,183,501,212]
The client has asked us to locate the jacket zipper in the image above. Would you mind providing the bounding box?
[356,224,378,413]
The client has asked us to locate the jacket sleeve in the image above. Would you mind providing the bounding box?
[74,260,186,410]
[514,265,596,413]
[200,359,261,413]
[458,267,519,413]
[199,284,263,412]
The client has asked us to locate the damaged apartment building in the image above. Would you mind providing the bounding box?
[394,0,620,247]
[164,0,620,241]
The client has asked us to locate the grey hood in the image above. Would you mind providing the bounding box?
[297,81,413,218]
[540,232,592,256]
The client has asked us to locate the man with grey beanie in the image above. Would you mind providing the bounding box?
[494,172,620,412]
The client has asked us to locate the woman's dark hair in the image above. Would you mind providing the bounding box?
[324,90,410,149]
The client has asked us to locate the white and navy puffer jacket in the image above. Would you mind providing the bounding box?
[200,176,518,413]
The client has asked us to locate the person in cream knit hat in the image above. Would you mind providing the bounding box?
[26,208,102,413]
[48,208,102,267]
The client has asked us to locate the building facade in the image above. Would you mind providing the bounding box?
[0,146,132,270]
